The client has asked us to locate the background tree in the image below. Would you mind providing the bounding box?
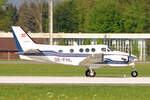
[0,0,6,6]
[132,41,139,57]
[31,0,44,32]
[42,2,49,32]
[0,0,18,32]
[58,39,67,45]
[53,0,150,33]
[54,0,79,33]
[86,0,124,33]
[18,0,46,32]
[0,0,148,33]
[97,38,103,44]
[83,39,91,45]
[7,4,18,25]
[18,1,36,32]
[75,0,95,32]
[146,40,150,60]
[122,0,149,33]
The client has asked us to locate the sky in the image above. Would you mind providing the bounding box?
[7,0,64,8]
[7,0,24,8]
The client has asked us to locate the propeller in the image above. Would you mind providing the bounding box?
[129,46,131,57]
[128,46,132,62]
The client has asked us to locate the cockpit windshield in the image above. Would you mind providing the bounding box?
[108,47,113,52]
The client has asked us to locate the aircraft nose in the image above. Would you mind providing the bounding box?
[134,57,138,61]
[130,56,138,61]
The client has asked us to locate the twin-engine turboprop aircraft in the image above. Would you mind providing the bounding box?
[11,26,138,77]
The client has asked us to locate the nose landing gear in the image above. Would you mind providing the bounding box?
[131,65,138,77]
[131,71,138,77]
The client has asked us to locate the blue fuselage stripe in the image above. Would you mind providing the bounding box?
[103,60,129,64]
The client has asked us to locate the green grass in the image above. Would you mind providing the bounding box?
[0,59,30,61]
[0,64,149,100]
[0,64,149,77]
[0,85,149,100]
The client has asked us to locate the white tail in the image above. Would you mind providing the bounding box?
[11,26,37,52]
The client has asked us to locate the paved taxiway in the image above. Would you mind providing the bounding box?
[0,76,150,85]
[0,61,149,64]
[0,61,52,64]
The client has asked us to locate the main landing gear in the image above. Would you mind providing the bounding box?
[85,68,96,77]
[131,65,138,77]
[85,65,138,77]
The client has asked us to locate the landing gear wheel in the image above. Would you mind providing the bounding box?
[85,69,90,77]
[131,71,138,77]
[85,69,96,77]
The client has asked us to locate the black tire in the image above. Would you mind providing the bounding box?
[85,69,96,77]
[90,71,96,77]
[85,69,90,77]
[131,71,138,77]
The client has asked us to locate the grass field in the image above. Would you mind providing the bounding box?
[0,85,149,100]
[0,63,150,100]
[0,59,29,61]
[0,63,149,77]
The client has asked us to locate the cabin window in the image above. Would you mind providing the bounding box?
[58,50,63,53]
[70,49,74,53]
[91,48,96,52]
[79,48,84,53]
[85,48,89,52]
[101,48,106,52]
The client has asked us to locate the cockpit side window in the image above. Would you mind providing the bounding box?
[58,50,63,53]
[101,48,106,52]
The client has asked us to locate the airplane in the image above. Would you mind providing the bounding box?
[11,26,139,77]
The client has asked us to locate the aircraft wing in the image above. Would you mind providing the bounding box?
[79,53,106,68]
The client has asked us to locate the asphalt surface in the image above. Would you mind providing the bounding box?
[0,76,150,85]
[0,61,150,85]
[0,60,150,64]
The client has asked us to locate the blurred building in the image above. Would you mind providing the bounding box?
[0,32,149,61]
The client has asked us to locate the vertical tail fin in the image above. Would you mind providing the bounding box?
[11,26,36,52]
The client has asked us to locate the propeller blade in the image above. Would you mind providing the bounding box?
[128,46,132,62]
[129,46,131,57]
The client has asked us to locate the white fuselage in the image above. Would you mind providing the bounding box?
[19,44,137,67]
[11,26,138,68]
[11,26,139,77]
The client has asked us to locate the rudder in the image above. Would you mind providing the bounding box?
[11,26,36,52]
